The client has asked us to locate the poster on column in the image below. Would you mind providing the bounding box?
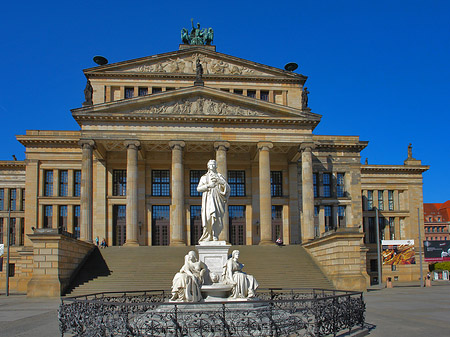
[381,240,416,265]
[0,244,3,257]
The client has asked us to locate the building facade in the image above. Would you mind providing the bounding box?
[424,201,450,241]
[0,42,429,294]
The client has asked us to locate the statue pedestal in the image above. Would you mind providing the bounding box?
[196,241,230,280]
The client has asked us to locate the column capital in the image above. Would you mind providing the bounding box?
[124,140,141,150]
[78,139,95,149]
[214,141,230,151]
[169,140,185,151]
[299,142,316,152]
[257,142,273,151]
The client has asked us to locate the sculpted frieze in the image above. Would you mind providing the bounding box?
[132,97,265,117]
[121,54,265,76]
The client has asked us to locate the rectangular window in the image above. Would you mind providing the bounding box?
[19,218,24,246]
[0,218,3,244]
[138,87,148,96]
[0,189,3,211]
[270,171,282,197]
[228,170,246,197]
[234,89,243,95]
[337,173,345,197]
[190,170,206,197]
[338,206,346,227]
[74,205,80,239]
[378,190,384,210]
[247,90,256,98]
[44,170,53,196]
[152,205,170,246]
[165,87,175,91]
[368,217,376,243]
[44,205,53,228]
[367,191,373,211]
[113,170,127,196]
[9,189,16,211]
[152,87,162,94]
[323,173,331,197]
[388,190,394,211]
[379,217,386,240]
[21,189,25,211]
[152,170,170,196]
[370,259,378,272]
[229,205,246,245]
[59,170,68,197]
[59,205,68,232]
[125,87,134,98]
[260,90,269,101]
[389,217,395,240]
[272,205,283,241]
[74,170,81,197]
[10,218,16,245]
[324,206,333,231]
[313,173,318,197]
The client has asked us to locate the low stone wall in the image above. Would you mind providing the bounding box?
[27,230,94,297]
[0,246,34,292]
[303,229,370,291]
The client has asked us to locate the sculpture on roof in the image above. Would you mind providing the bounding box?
[301,87,309,109]
[83,80,93,107]
[181,19,214,46]
[408,143,413,159]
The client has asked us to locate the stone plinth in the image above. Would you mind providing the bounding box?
[196,241,230,278]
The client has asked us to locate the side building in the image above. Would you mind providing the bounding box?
[0,41,428,295]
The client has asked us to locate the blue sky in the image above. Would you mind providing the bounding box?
[0,0,448,203]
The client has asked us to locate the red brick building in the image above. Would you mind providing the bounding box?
[424,201,450,241]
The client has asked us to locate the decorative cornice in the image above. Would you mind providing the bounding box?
[0,161,26,169]
[361,165,429,173]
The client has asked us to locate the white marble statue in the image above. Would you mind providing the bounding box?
[197,159,230,242]
[170,251,206,302]
[223,250,259,299]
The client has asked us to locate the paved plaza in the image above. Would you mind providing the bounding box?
[0,282,449,336]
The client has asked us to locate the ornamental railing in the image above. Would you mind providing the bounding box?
[59,288,365,337]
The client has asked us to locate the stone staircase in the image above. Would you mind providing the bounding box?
[65,245,334,297]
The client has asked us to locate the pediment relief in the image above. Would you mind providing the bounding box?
[115,53,273,77]
[129,96,267,117]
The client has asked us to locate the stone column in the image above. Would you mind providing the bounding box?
[79,140,95,243]
[124,140,140,246]
[169,141,186,246]
[300,143,315,242]
[215,141,230,242]
[258,142,273,245]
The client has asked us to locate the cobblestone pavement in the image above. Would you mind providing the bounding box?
[1,282,449,336]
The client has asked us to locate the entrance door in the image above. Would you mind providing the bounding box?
[190,205,202,245]
[152,205,170,246]
[229,205,246,245]
[113,205,126,246]
[272,205,283,242]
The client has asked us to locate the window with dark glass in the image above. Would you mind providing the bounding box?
[338,206,346,227]
[190,170,206,197]
[74,170,81,197]
[324,205,333,231]
[113,170,127,196]
[337,173,345,197]
[44,205,52,228]
[270,171,282,197]
[165,87,175,91]
[380,217,386,240]
[138,87,148,96]
[152,87,162,94]
[21,189,25,211]
[378,190,384,210]
[125,87,134,98]
[247,90,256,98]
[234,89,243,95]
[9,189,16,211]
[0,218,3,244]
[19,218,24,246]
[388,190,394,211]
[229,205,245,245]
[313,173,318,197]
[367,190,373,211]
[0,189,4,211]
[260,90,269,101]
[314,206,319,216]
[74,205,80,239]
[59,170,68,197]
[152,205,170,246]
[370,259,378,272]
[228,170,245,197]
[10,218,16,245]
[389,217,395,240]
[220,88,230,92]
[368,217,376,243]
[152,170,170,196]
[44,170,53,196]
[59,205,68,232]
[323,173,331,197]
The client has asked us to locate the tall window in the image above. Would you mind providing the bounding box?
[389,217,395,240]
[388,190,394,211]
[125,87,134,98]
[0,218,3,244]
[44,205,52,228]
[9,189,16,211]
[368,217,376,243]
[19,218,24,246]
[0,189,4,210]
[228,171,245,197]
[367,191,373,211]
[323,173,331,197]
[74,205,80,239]
[10,218,16,245]
[378,190,384,210]
[113,170,127,196]
[190,170,206,197]
[44,170,53,196]
[270,171,282,197]
[138,87,148,96]
[272,205,283,241]
[59,170,68,197]
[59,206,68,232]
[152,170,170,196]
[313,173,318,197]
[260,90,269,101]
[324,206,333,231]
[247,90,256,98]
[152,205,170,246]
[74,170,81,197]
[21,188,25,211]
[337,173,345,197]
[379,218,386,240]
[338,206,346,227]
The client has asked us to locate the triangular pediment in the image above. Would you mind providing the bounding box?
[73,86,320,123]
[84,48,306,80]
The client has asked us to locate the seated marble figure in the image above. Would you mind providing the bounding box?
[223,250,258,299]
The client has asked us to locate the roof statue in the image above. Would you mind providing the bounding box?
[181,19,214,46]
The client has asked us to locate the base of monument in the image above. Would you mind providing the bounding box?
[201,283,232,301]
[196,242,231,277]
